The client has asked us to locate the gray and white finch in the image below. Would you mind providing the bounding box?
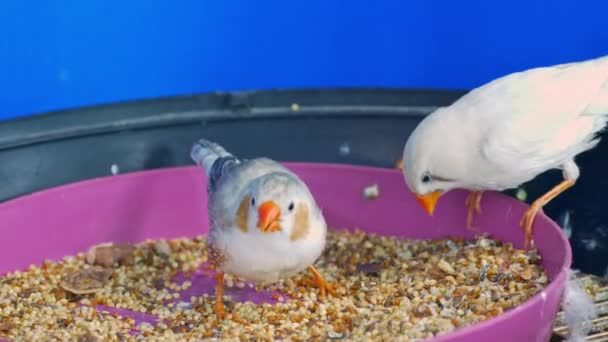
[190,139,335,319]
[402,55,608,249]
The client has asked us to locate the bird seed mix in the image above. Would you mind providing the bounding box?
[0,228,548,341]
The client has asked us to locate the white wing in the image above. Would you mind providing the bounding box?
[463,56,608,183]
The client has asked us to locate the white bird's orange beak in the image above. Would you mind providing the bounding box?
[257,201,282,232]
[415,191,443,216]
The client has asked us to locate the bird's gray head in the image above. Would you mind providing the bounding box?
[402,108,471,215]
[234,172,323,239]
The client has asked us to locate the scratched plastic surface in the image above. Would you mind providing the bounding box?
[0,163,571,341]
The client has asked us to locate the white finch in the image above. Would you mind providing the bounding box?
[402,55,608,249]
[190,138,335,319]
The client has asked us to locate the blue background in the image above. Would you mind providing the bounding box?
[1,1,607,120]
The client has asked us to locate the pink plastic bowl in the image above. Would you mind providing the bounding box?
[0,163,570,341]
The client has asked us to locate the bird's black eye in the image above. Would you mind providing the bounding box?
[251,197,255,206]
[288,202,295,212]
[421,174,431,183]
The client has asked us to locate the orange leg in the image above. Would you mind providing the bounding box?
[302,266,337,300]
[465,191,483,232]
[214,272,226,319]
[520,179,575,249]
[212,272,249,325]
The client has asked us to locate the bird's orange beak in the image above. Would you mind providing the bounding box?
[257,201,282,232]
[415,191,443,216]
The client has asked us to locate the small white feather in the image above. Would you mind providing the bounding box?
[110,164,119,175]
[563,269,597,342]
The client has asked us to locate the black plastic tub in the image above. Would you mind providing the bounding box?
[1,88,605,276]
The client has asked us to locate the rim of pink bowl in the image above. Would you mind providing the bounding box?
[0,162,572,341]
[284,163,572,342]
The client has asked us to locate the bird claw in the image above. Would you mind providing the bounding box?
[517,179,575,250]
[230,312,249,325]
[302,277,337,299]
[214,300,250,325]
[519,205,542,250]
[213,282,249,324]
[304,266,338,300]
[214,299,227,320]
[466,223,481,234]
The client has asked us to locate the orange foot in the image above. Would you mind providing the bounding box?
[520,204,542,250]
[519,179,575,250]
[465,191,483,232]
[213,272,249,325]
[302,265,337,300]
